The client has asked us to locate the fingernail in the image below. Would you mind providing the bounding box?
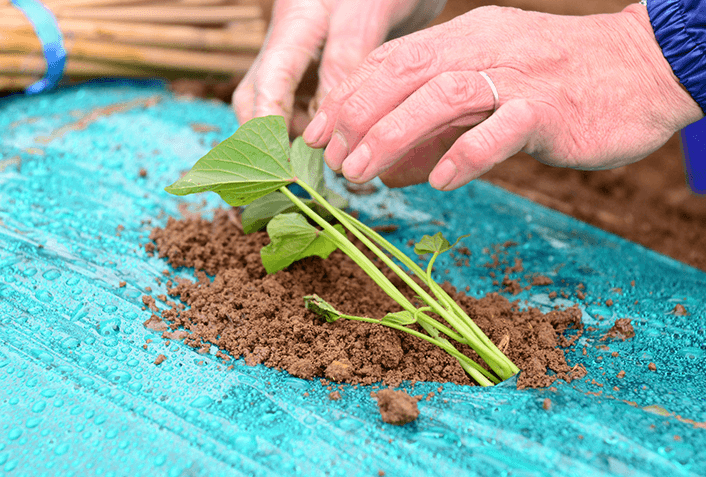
[342,143,371,181]
[430,160,457,190]
[303,112,327,145]
[324,132,348,171]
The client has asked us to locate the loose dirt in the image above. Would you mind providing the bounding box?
[144,209,587,389]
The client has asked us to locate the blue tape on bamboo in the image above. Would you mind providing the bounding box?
[681,117,706,194]
[11,0,67,94]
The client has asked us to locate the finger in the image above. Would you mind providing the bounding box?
[311,2,396,117]
[429,99,539,191]
[232,68,257,124]
[302,36,405,147]
[325,36,494,169]
[340,70,495,181]
[378,127,467,188]
[251,3,330,122]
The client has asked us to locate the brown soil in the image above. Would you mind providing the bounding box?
[372,388,421,425]
[145,209,587,389]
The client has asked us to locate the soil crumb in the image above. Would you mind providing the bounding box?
[145,210,586,388]
[372,388,420,425]
[601,318,636,341]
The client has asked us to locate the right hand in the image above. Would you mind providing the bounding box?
[232,0,422,136]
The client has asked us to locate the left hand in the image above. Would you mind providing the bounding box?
[303,4,703,190]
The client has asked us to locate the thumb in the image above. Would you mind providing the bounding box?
[309,1,396,116]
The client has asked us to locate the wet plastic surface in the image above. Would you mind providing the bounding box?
[0,82,704,476]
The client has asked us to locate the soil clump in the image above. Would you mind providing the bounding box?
[372,389,421,425]
[145,209,587,388]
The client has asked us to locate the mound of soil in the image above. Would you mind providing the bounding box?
[144,209,587,389]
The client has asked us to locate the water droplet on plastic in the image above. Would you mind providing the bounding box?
[62,337,80,349]
[107,370,131,384]
[8,428,22,440]
[190,396,212,409]
[154,455,166,467]
[32,401,47,413]
[54,443,70,456]
[23,268,38,277]
[35,290,54,303]
[42,269,61,280]
[26,417,42,428]
[334,418,364,432]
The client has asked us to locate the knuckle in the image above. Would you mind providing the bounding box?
[370,115,407,151]
[384,41,435,78]
[338,95,375,135]
[368,38,403,64]
[426,72,477,109]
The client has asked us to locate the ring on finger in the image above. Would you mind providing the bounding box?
[479,71,500,113]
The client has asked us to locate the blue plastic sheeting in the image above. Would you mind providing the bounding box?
[0,82,705,476]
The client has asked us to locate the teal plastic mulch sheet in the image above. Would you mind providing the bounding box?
[0,82,704,477]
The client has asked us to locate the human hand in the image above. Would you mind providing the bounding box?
[303,4,704,190]
[232,0,423,136]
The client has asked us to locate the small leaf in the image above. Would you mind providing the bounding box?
[260,213,344,273]
[414,232,470,255]
[241,192,297,234]
[241,192,339,233]
[291,137,324,192]
[304,294,342,323]
[381,310,417,326]
[290,136,348,208]
[165,116,294,206]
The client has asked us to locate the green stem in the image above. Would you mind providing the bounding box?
[301,182,517,379]
[343,213,519,377]
[280,186,498,384]
[338,314,498,386]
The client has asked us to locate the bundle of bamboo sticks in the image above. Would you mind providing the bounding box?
[0,0,267,91]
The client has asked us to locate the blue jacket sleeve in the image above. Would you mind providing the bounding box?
[646,0,706,114]
[646,0,706,194]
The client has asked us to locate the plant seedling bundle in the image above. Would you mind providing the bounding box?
[165,116,519,386]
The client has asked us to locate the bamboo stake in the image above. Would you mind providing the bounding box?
[4,18,265,51]
[55,5,261,24]
[0,53,155,76]
[0,4,261,25]
[0,75,35,90]
[3,33,257,74]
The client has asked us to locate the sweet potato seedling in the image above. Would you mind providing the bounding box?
[165,116,519,385]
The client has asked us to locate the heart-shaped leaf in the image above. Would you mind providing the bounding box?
[303,294,343,323]
[414,232,470,255]
[260,213,344,274]
[165,116,294,206]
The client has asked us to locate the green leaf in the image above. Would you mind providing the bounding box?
[290,136,348,208]
[241,192,297,234]
[165,116,294,206]
[291,137,324,192]
[241,192,340,234]
[303,294,342,323]
[414,232,470,255]
[260,213,344,273]
[381,310,417,326]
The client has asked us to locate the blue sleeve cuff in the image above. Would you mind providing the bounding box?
[647,0,706,115]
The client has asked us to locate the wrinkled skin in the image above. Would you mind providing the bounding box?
[302,4,703,190]
[233,0,420,135]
